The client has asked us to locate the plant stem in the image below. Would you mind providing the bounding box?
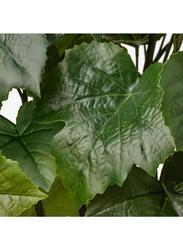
[135,47,139,71]
[143,34,157,72]
[34,200,45,216]
[17,88,28,103]
[163,34,173,62]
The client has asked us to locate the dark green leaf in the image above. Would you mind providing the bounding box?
[85,165,177,216]
[160,51,183,151]
[37,41,174,209]
[0,102,65,191]
[46,34,63,45]
[163,151,183,216]
[0,34,49,108]
[56,34,79,58]
[92,34,103,42]
[0,151,47,216]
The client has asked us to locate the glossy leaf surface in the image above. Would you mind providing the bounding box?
[0,102,64,191]
[0,151,47,216]
[85,165,177,216]
[163,151,183,216]
[160,51,183,151]
[37,41,174,208]
[0,34,48,108]
[20,176,79,216]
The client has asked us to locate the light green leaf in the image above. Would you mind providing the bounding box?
[85,165,177,216]
[0,151,47,216]
[0,101,65,191]
[163,151,183,216]
[37,41,174,209]
[0,34,49,108]
[160,51,183,150]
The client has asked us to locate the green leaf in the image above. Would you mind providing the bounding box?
[92,34,102,42]
[37,41,174,209]
[46,34,63,45]
[0,151,47,216]
[56,34,79,58]
[160,51,183,151]
[20,176,79,216]
[163,151,183,216]
[85,165,177,216]
[0,34,49,108]
[0,101,65,191]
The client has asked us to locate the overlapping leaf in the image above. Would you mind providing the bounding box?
[163,151,183,216]
[0,101,64,191]
[160,51,183,150]
[0,151,47,216]
[85,165,177,216]
[37,41,174,209]
[0,34,49,108]
[20,176,79,216]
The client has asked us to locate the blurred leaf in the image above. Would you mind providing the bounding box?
[92,34,103,42]
[0,151,47,216]
[46,34,63,45]
[85,165,177,216]
[20,176,79,216]
[0,102,64,191]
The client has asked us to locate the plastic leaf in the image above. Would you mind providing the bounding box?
[0,102,64,191]
[0,34,49,108]
[37,41,174,208]
[0,151,47,216]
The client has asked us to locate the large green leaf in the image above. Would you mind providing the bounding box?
[37,41,174,209]
[85,165,177,216]
[163,151,183,216]
[0,34,49,108]
[160,51,183,151]
[0,101,64,191]
[20,176,79,216]
[0,151,47,216]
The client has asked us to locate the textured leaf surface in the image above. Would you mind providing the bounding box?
[0,34,48,108]
[163,151,183,216]
[37,41,174,208]
[160,51,183,151]
[0,151,47,216]
[85,165,177,216]
[0,102,64,191]
[20,176,79,216]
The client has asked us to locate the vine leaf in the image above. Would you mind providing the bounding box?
[0,101,65,191]
[163,151,183,216]
[37,41,174,209]
[0,151,47,216]
[85,165,177,216]
[160,51,183,151]
[0,34,49,108]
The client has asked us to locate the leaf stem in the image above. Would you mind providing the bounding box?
[143,34,157,72]
[17,88,28,103]
[34,200,45,216]
[135,46,139,71]
[163,34,173,62]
